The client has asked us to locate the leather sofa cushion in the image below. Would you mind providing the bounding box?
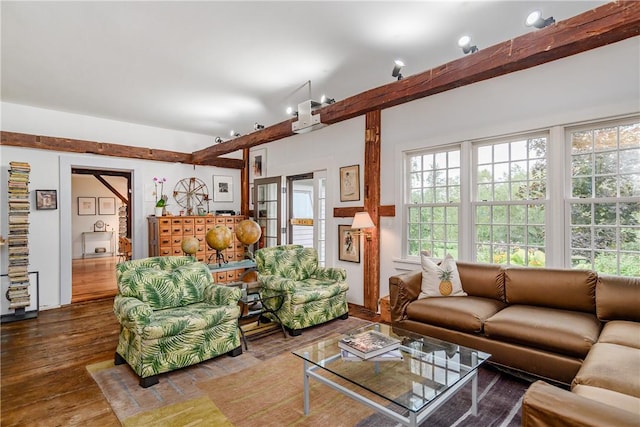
[596,274,640,322]
[406,296,507,334]
[598,321,640,349]
[484,305,601,358]
[573,384,640,417]
[573,342,640,398]
[504,267,596,313]
[457,261,505,301]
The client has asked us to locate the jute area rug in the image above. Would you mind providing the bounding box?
[88,317,531,426]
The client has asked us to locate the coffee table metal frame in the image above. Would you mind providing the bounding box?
[293,323,490,427]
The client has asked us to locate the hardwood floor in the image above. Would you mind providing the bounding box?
[1,298,120,426]
[2,278,380,426]
[72,257,118,303]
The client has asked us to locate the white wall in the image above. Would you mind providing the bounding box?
[1,37,638,311]
[1,115,242,311]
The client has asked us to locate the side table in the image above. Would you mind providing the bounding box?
[236,284,287,350]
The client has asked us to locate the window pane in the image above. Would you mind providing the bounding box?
[620,228,640,251]
[619,123,640,149]
[572,131,592,153]
[594,203,617,225]
[572,154,592,177]
[572,177,592,198]
[619,148,640,173]
[595,152,617,175]
[594,127,618,151]
[595,176,617,198]
[510,205,526,224]
[571,226,592,249]
[571,203,592,225]
[405,148,461,259]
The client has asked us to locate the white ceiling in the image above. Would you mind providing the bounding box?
[1,1,606,142]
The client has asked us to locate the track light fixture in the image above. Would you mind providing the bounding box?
[253,122,265,131]
[320,94,335,105]
[214,136,223,144]
[525,10,555,29]
[229,130,240,137]
[391,60,404,80]
[458,35,478,54]
[286,106,298,117]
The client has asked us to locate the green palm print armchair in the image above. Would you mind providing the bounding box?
[256,245,349,336]
[113,256,243,387]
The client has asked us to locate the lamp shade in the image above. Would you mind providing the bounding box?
[352,212,374,229]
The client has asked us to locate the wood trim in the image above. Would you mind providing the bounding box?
[191,2,640,159]
[0,131,245,168]
[333,205,395,218]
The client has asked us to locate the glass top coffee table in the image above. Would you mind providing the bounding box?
[292,323,490,427]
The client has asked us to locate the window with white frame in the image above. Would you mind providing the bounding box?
[474,134,548,266]
[568,118,640,276]
[406,148,461,258]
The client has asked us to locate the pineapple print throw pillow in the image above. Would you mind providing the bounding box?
[419,254,467,298]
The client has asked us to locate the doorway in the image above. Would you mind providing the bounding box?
[71,168,131,303]
[287,171,326,264]
[253,176,282,248]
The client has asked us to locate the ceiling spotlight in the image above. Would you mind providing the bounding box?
[458,35,478,54]
[253,122,265,131]
[320,94,335,105]
[391,60,404,80]
[214,136,223,144]
[229,130,240,137]
[525,10,555,29]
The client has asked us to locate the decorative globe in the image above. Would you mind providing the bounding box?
[181,236,200,255]
[235,219,262,246]
[205,225,233,251]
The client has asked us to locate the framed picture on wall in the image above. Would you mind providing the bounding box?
[78,197,96,215]
[35,190,57,210]
[338,224,360,263]
[250,149,267,182]
[340,164,360,202]
[98,197,116,215]
[213,175,233,202]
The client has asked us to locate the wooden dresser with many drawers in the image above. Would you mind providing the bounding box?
[147,215,248,283]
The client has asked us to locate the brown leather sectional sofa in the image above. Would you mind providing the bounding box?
[389,262,640,426]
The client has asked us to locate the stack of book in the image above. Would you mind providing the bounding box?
[7,161,31,310]
[338,329,403,361]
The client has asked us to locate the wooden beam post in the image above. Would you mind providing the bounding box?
[241,148,250,216]
[363,110,381,312]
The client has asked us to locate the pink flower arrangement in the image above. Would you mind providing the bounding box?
[153,177,167,207]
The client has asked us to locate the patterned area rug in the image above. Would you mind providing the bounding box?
[89,317,531,426]
[88,317,371,425]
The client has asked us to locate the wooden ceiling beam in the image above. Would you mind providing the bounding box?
[192,120,295,166]
[1,131,245,169]
[194,1,640,159]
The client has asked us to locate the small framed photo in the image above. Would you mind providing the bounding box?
[213,175,233,202]
[35,190,57,210]
[338,225,360,263]
[98,197,116,215]
[340,165,360,202]
[77,197,96,216]
[250,148,267,182]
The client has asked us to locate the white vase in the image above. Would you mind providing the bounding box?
[155,207,164,217]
